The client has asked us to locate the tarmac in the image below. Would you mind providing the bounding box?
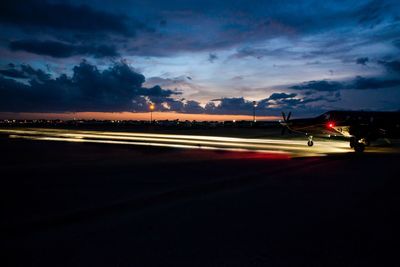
[1,128,400,266]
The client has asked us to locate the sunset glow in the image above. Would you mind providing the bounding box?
[0,112,279,121]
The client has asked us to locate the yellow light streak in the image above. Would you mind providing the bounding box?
[8,135,288,155]
[0,128,353,157]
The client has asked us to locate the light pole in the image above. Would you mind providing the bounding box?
[252,101,257,122]
[149,103,155,123]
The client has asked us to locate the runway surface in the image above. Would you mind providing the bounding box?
[1,136,400,266]
[1,127,394,157]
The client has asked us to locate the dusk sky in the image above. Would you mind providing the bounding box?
[1,0,400,120]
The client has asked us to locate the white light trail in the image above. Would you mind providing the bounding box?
[0,128,353,157]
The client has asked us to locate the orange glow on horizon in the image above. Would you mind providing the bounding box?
[0,112,280,121]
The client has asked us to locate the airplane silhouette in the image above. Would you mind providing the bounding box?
[280,110,400,152]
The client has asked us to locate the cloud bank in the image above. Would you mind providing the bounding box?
[0,61,342,116]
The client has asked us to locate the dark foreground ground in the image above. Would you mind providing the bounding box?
[1,137,400,266]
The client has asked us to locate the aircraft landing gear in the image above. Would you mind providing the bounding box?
[350,137,366,152]
[307,136,314,147]
[354,142,365,153]
[364,139,371,146]
[350,137,356,148]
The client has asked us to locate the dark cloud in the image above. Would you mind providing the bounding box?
[261,91,339,109]
[356,57,369,65]
[0,61,179,112]
[0,1,157,59]
[124,1,398,57]
[393,39,400,49]
[145,85,177,97]
[0,68,28,79]
[357,0,386,27]
[266,92,297,100]
[208,98,254,115]
[0,1,135,36]
[378,59,400,74]
[290,80,343,91]
[289,58,400,92]
[0,64,50,81]
[20,64,51,81]
[348,76,400,90]
[166,99,185,112]
[290,71,400,92]
[183,100,204,114]
[144,76,192,93]
[0,60,344,116]
[232,47,288,59]
[291,57,400,93]
[200,93,339,116]
[204,95,326,116]
[1,0,398,59]
[142,98,204,114]
[208,53,218,63]
[9,40,119,58]
[204,97,263,115]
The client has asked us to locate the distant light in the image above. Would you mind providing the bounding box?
[328,122,335,128]
[149,104,155,111]
[233,120,236,123]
